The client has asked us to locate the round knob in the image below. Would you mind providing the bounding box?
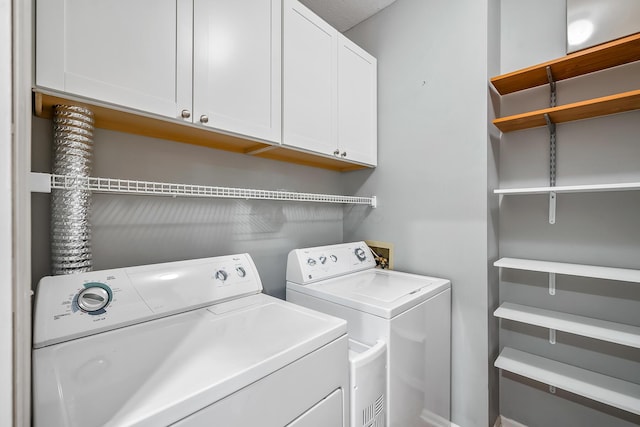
[77,286,110,313]
[341,151,347,157]
[329,255,338,262]
[200,115,209,124]
[236,266,246,278]
[319,256,327,264]
[181,109,191,119]
[354,247,367,261]
[215,270,228,281]
[307,258,317,266]
[333,149,340,156]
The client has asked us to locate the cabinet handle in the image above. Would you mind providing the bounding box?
[200,115,209,124]
[341,151,347,157]
[181,109,191,119]
[333,149,340,156]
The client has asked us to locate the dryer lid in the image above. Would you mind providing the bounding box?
[287,269,450,318]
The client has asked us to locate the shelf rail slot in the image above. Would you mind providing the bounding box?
[544,112,557,224]
[546,65,557,107]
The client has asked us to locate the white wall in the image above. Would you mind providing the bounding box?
[499,1,640,426]
[344,0,500,425]
[0,0,13,424]
[31,118,350,298]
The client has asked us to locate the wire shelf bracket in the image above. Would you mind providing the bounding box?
[30,173,377,208]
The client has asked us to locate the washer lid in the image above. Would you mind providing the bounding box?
[287,269,450,318]
[32,294,346,427]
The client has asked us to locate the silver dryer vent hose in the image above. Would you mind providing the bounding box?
[51,105,95,275]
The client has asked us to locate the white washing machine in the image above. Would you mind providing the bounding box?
[32,253,349,427]
[286,242,451,427]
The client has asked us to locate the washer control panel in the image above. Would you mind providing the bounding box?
[33,254,262,348]
[286,241,376,284]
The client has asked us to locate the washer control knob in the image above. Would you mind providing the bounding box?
[215,270,228,282]
[181,109,191,119]
[319,256,327,264]
[307,258,317,266]
[236,266,247,278]
[354,247,367,261]
[200,115,209,124]
[77,286,110,313]
[329,255,338,262]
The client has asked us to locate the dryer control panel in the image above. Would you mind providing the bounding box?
[286,242,376,285]
[33,254,262,348]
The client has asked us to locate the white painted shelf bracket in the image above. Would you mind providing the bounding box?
[549,191,557,224]
[549,272,556,295]
[549,328,556,344]
[549,385,557,394]
[29,172,378,207]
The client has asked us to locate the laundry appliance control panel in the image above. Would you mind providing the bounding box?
[33,254,262,348]
[286,241,376,285]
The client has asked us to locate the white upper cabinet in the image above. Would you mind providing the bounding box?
[282,0,377,166]
[282,0,337,157]
[193,0,281,142]
[36,0,281,144]
[36,0,193,119]
[337,34,377,166]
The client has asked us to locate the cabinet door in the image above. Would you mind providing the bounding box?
[193,0,281,143]
[36,0,192,120]
[283,0,337,156]
[337,35,377,166]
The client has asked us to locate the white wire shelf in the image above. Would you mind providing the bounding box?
[30,173,377,207]
[494,257,640,283]
[494,182,640,195]
[495,347,640,416]
[495,302,640,349]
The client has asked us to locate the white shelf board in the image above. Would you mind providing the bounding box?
[494,182,640,195]
[29,173,377,207]
[495,302,640,348]
[495,347,640,415]
[494,257,640,283]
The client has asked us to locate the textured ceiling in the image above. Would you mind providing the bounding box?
[299,0,398,32]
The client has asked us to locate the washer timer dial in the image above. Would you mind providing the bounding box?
[76,283,112,314]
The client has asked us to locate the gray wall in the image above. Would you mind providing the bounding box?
[499,1,640,426]
[344,0,500,426]
[31,117,349,298]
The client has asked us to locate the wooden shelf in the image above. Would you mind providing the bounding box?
[494,182,640,195]
[495,302,640,348]
[494,257,640,283]
[33,90,370,172]
[493,89,640,132]
[495,347,640,415]
[491,33,640,95]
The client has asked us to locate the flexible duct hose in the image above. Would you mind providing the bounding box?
[51,105,94,275]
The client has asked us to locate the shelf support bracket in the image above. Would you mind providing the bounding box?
[548,272,556,296]
[549,385,556,394]
[549,328,556,344]
[545,112,557,224]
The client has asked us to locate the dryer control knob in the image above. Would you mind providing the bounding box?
[354,247,367,261]
[307,258,317,266]
[330,255,338,262]
[77,286,110,313]
[319,256,327,264]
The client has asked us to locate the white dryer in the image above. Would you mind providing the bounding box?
[286,242,451,427]
[32,254,349,427]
